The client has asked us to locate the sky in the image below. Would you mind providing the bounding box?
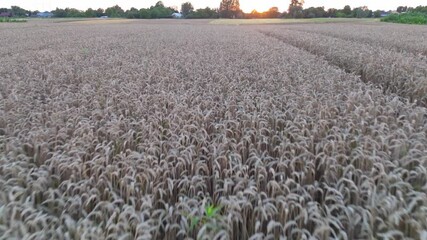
[1,0,425,13]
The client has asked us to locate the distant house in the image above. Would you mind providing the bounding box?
[0,12,12,17]
[172,13,183,18]
[36,11,54,18]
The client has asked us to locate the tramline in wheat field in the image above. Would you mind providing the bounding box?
[1,15,427,240]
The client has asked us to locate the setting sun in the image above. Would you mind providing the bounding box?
[240,0,281,13]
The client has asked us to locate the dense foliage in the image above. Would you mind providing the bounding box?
[285,5,376,19]
[219,0,242,18]
[181,2,194,17]
[186,8,219,19]
[51,2,177,19]
[381,12,427,25]
[0,6,29,17]
[412,5,427,14]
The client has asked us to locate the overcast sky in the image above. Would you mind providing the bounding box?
[1,0,425,12]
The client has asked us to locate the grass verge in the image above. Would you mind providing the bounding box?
[0,17,27,23]
[210,18,376,25]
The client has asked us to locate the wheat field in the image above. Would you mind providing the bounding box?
[1,19,426,240]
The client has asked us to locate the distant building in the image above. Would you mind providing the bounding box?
[172,13,183,18]
[0,12,12,17]
[36,11,54,18]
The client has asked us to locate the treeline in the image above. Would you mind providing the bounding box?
[52,2,177,18]
[0,6,38,17]
[245,6,378,19]
[0,1,182,19]
[286,5,380,18]
[2,1,427,20]
[285,1,427,19]
[408,5,427,14]
[51,1,219,19]
[381,6,427,24]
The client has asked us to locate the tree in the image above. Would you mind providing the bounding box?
[95,8,105,17]
[85,8,96,18]
[288,0,304,18]
[30,10,40,17]
[397,6,408,13]
[126,7,140,18]
[373,10,382,18]
[290,0,304,7]
[53,8,67,17]
[187,7,219,18]
[342,5,352,16]
[11,6,27,17]
[169,5,179,12]
[150,8,162,18]
[155,1,165,8]
[139,9,151,18]
[266,7,280,18]
[149,3,175,18]
[105,5,124,18]
[181,2,194,16]
[314,7,326,17]
[327,8,337,17]
[302,7,326,18]
[353,7,371,18]
[288,5,303,18]
[65,8,84,18]
[219,0,241,18]
[413,6,427,14]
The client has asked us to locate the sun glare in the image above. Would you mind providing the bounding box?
[241,1,274,13]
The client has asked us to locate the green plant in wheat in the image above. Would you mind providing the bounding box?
[187,204,225,238]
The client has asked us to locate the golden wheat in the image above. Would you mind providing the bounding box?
[0,19,426,239]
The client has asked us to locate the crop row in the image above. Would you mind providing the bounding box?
[281,22,427,56]
[258,26,427,107]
